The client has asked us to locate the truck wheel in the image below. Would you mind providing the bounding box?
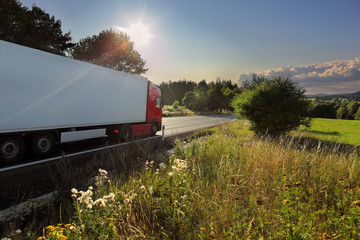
[0,136,24,162]
[151,121,158,136]
[31,133,55,156]
[120,125,133,142]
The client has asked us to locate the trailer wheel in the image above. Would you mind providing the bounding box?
[0,136,24,162]
[120,125,133,142]
[151,121,158,136]
[31,133,55,156]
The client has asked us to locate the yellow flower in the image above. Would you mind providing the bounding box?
[352,200,360,206]
[58,235,68,240]
[64,224,71,227]
[107,218,117,221]
[283,199,290,204]
[200,227,206,231]
[293,182,302,187]
[321,232,332,239]
[37,237,45,240]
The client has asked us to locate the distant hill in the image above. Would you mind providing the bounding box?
[306,91,360,98]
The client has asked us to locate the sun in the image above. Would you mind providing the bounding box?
[116,21,152,47]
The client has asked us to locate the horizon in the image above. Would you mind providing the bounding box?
[19,0,360,95]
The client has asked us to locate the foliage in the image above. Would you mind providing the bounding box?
[158,80,197,105]
[28,122,360,239]
[182,91,196,110]
[71,29,147,75]
[159,79,239,112]
[0,0,74,55]
[172,100,179,110]
[232,75,310,136]
[308,102,338,119]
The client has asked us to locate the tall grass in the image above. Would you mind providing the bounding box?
[7,121,360,239]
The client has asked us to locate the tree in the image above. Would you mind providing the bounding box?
[182,91,196,110]
[346,102,359,120]
[71,30,147,74]
[308,102,337,119]
[231,75,310,136]
[0,0,74,55]
[336,103,348,119]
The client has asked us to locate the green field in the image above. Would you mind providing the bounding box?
[295,118,360,146]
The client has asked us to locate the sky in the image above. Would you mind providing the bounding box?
[20,0,360,95]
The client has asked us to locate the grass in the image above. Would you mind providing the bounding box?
[4,120,360,239]
[294,118,360,146]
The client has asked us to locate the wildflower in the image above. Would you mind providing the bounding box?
[88,186,93,191]
[77,189,93,204]
[283,199,290,204]
[94,198,106,207]
[37,237,45,240]
[181,195,187,201]
[159,162,167,169]
[15,229,21,234]
[99,169,108,176]
[168,172,174,176]
[103,193,115,202]
[64,224,71,227]
[107,218,117,221]
[321,233,332,239]
[71,188,78,194]
[58,235,67,240]
[293,182,302,187]
[149,186,154,195]
[140,185,146,191]
[87,203,93,209]
[200,227,206,231]
[352,200,360,206]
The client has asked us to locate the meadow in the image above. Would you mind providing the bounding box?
[295,118,360,146]
[4,120,360,239]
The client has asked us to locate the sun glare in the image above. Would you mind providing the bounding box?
[116,21,152,47]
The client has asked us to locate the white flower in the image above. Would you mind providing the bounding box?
[149,186,154,195]
[181,195,187,201]
[104,193,115,202]
[15,229,21,234]
[94,198,106,207]
[99,169,108,176]
[168,172,174,176]
[140,185,146,191]
[159,163,167,169]
[71,188,78,194]
[88,186,93,191]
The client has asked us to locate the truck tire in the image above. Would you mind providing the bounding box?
[151,121,159,136]
[0,136,24,162]
[120,124,133,142]
[31,133,55,156]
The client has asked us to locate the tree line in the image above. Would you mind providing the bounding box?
[158,79,240,112]
[308,101,360,120]
[1,0,147,74]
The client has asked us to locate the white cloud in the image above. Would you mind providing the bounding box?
[239,57,360,94]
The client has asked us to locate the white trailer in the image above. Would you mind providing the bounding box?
[0,40,162,162]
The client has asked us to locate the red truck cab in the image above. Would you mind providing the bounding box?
[131,82,162,137]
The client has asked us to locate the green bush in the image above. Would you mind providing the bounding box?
[172,100,180,110]
[231,75,310,136]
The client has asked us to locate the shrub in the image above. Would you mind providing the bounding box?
[172,100,180,110]
[231,75,310,136]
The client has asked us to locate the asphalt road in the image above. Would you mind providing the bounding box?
[161,115,235,136]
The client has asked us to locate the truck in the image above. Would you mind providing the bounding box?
[0,40,162,162]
